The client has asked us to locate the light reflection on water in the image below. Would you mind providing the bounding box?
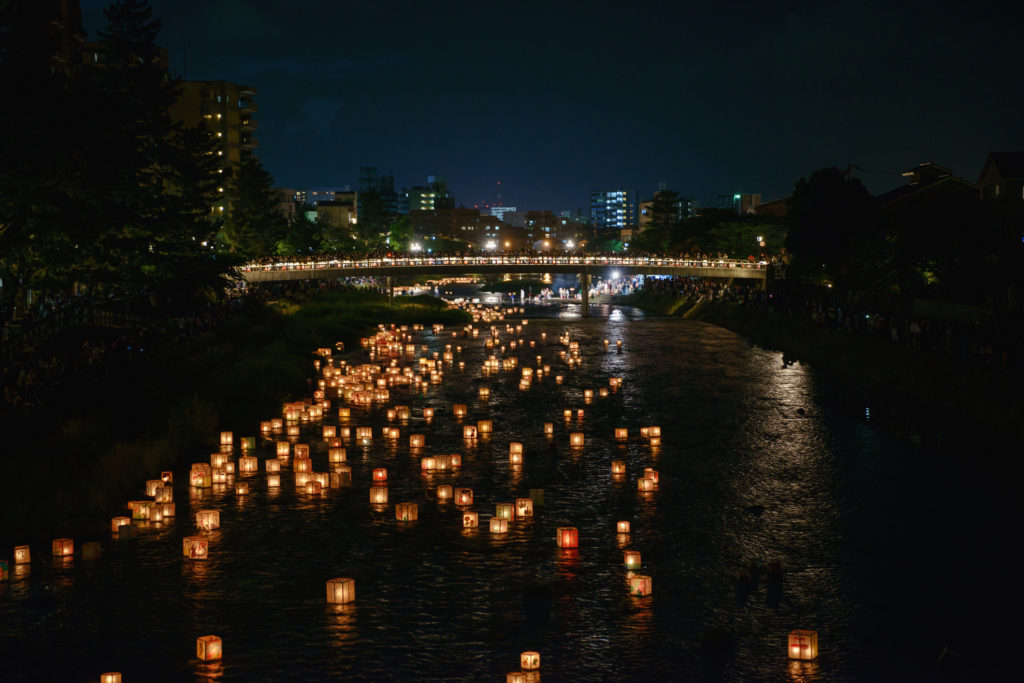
[0,308,1006,681]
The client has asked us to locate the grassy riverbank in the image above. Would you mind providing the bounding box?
[0,289,470,542]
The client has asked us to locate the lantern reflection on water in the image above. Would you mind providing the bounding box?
[326,577,355,604]
[196,635,222,661]
[183,536,208,560]
[556,527,578,548]
[788,630,818,660]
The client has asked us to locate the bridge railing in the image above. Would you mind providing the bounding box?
[241,256,771,273]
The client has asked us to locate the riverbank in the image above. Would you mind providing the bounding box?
[616,290,1024,441]
[0,289,471,542]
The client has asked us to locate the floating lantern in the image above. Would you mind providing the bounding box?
[224,461,236,475]
[396,502,418,522]
[271,418,284,431]
[788,630,818,660]
[356,427,373,442]
[154,485,173,503]
[456,488,474,506]
[410,434,426,449]
[305,481,322,495]
[396,405,411,419]
[556,527,579,548]
[624,550,642,570]
[584,389,594,400]
[637,477,655,492]
[569,432,585,447]
[423,407,434,420]
[521,651,541,670]
[286,424,300,437]
[328,448,346,465]
[239,456,258,474]
[183,536,208,560]
[452,404,468,419]
[161,471,173,483]
[450,453,462,468]
[463,512,479,528]
[543,423,554,436]
[495,503,515,521]
[629,574,652,596]
[52,538,73,557]
[649,437,661,448]
[370,487,388,504]
[266,459,281,473]
[100,674,121,683]
[479,387,490,400]
[210,452,228,468]
[644,468,659,484]
[372,468,388,483]
[295,444,310,459]
[129,500,153,520]
[477,419,493,434]
[599,388,609,398]
[220,431,233,447]
[506,673,527,683]
[555,375,563,384]
[490,518,508,534]
[338,407,351,419]
[386,408,396,421]
[294,457,312,473]
[563,409,572,421]
[276,441,290,457]
[437,484,452,501]
[509,442,524,457]
[616,340,623,350]
[111,516,130,533]
[161,502,176,517]
[615,428,628,441]
[640,426,661,438]
[295,471,312,487]
[151,506,164,523]
[576,409,584,419]
[196,509,220,531]
[338,427,351,439]
[196,635,222,661]
[241,436,256,451]
[267,474,281,487]
[326,577,356,604]
[235,482,249,496]
[611,460,626,475]
[190,464,213,488]
[516,498,534,517]
[617,520,631,534]
[323,425,336,439]
[420,456,437,471]
[14,545,30,564]
[82,542,102,560]
[463,425,477,439]
[261,420,272,434]
[146,479,163,496]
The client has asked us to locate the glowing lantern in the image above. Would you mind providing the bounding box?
[239,455,258,474]
[338,407,351,419]
[356,427,373,442]
[261,420,272,434]
[456,488,474,506]
[294,457,312,473]
[271,418,283,431]
[584,389,594,401]
[338,427,351,439]
[599,388,609,398]
[641,426,661,438]
[515,498,534,517]
[146,479,163,496]
[629,574,652,596]
[563,409,572,421]
[576,409,584,420]
[100,673,121,683]
[286,424,300,437]
[52,538,74,557]
[210,452,228,468]
[328,448,346,466]
[788,630,818,660]
[410,434,425,449]
[266,459,281,473]
[615,428,628,441]
[276,441,290,457]
[220,431,233,447]
[241,436,256,451]
[490,518,508,534]
[506,673,527,683]
[323,425,336,439]
[644,468,659,484]
[420,456,437,471]
[295,444,310,459]
[437,484,453,501]
[423,407,434,420]
[151,505,164,523]
[396,502,418,522]
[624,550,642,570]
[520,651,541,670]
[235,482,249,495]
[496,503,515,520]
[510,451,523,466]
[555,375,563,384]
[267,474,281,487]
[295,471,312,487]
[326,577,355,604]
[570,433,584,447]
[372,468,388,483]
[161,503,176,517]
[196,635,222,661]
[453,404,467,418]
[224,461,236,475]
[611,460,626,475]
[154,485,173,503]
[556,527,578,548]
[543,423,554,436]
[196,509,220,531]
[14,545,30,564]
[463,512,479,528]
[129,501,152,520]
[509,442,524,457]
[650,437,661,448]
[161,471,173,483]
[370,487,389,504]
[183,536,208,560]
[190,463,213,487]
[479,387,490,400]
[463,425,477,439]
[305,481,322,495]
[637,477,655,492]
[617,520,631,534]
[111,516,130,533]
[477,419,493,434]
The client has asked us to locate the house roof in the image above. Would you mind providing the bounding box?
[980,151,1024,181]
[877,174,978,207]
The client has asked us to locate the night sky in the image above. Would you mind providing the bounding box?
[80,0,1022,212]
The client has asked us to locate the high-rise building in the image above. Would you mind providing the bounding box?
[489,206,517,222]
[590,189,638,231]
[357,167,398,217]
[169,80,257,180]
[406,176,453,212]
[717,193,761,214]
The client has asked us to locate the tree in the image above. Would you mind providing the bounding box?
[277,204,322,255]
[387,215,414,250]
[222,156,286,257]
[354,187,387,249]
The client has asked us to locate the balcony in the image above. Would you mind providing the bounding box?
[240,118,258,130]
[238,98,257,113]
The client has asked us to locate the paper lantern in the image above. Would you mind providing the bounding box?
[295,471,312,487]
[569,432,584,446]
[629,574,652,596]
[161,470,173,483]
[235,482,249,495]
[356,427,373,442]
[323,425,336,439]
[326,577,355,604]
[146,479,163,496]
[423,407,434,420]
[437,485,452,501]
[576,409,584,420]
[14,545,30,564]
[396,502,418,522]
[637,477,655,492]
[334,465,352,486]
[556,527,578,548]
[563,409,572,421]
[100,673,121,683]
[599,388,609,398]
[196,635,222,661]
[241,436,256,451]
[456,488,474,506]
[183,536,208,560]
[617,520,631,534]
[649,437,661,448]
[220,431,233,447]
[640,426,661,438]
[372,467,388,483]
[224,461,236,475]
[338,427,351,439]
[515,498,534,517]
[151,506,164,522]
[507,673,528,683]
[210,452,228,469]
[129,500,152,520]
[196,509,220,531]
[409,434,425,449]
[81,541,102,561]
[154,485,173,503]
[624,550,642,570]
[788,630,818,660]
[509,451,523,466]
[615,428,628,441]
[286,424,300,437]
[520,651,541,670]
[477,419,493,434]
[370,486,389,504]
[462,512,479,528]
[261,420,272,434]
[267,474,281,487]
[420,456,437,471]
[449,453,462,468]
[294,444,310,459]
[265,459,281,473]
[463,425,477,439]
[276,441,290,457]
[453,404,467,418]
[479,387,490,400]
[161,502,176,517]
[271,418,284,431]
[305,481,322,495]
[239,455,258,474]
[644,467,659,484]
[294,457,312,473]
[52,538,73,557]
[338,407,351,420]
[490,518,508,534]
[111,516,130,533]
[543,423,554,436]
[495,503,515,520]
[509,442,524,457]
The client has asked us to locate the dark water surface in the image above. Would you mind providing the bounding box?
[1,304,1015,681]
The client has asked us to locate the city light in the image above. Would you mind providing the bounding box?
[410,243,422,252]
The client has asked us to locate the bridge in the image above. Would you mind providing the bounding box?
[240,255,781,316]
